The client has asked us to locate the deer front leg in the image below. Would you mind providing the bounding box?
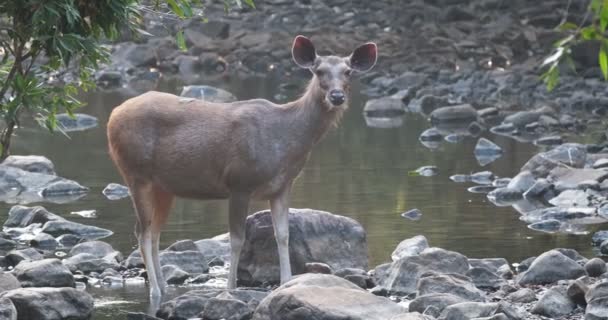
[227,192,251,289]
[270,188,292,285]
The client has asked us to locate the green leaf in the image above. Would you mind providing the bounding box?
[407,170,420,177]
[541,65,560,91]
[600,46,608,80]
[601,0,608,32]
[176,30,187,52]
[558,22,578,31]
[167,0,185,18]
[244,0,255,8]
[582,26,598,40]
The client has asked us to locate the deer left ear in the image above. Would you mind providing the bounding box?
[349,43,377,72]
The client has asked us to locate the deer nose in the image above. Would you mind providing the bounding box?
[328,90,345,106]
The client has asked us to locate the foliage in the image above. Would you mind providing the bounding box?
[541,0,608,91]
[0,0,253,161]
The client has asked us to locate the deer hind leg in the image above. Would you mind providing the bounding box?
[227,192,250,289]
[130,182,172,299]
[150,185,174,292]
[270,188,292,285]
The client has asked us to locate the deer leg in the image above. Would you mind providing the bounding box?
[270,188,292,285]
[150,185,174,293]
[227,192,250,289]
[130,182,163,299]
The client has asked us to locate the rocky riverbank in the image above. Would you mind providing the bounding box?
[0,200,606,319]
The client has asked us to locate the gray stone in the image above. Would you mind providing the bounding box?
[409,293,467,318]
[102,183,130,200]
[0,297,16,320]
[567,277,589,306]
[2,156,55,175]
[13,259,74,288]
[430,104,478,124]
[69,241,119,260]
[466,267,504,290]
[0,287,94,320]
[127,250,208,274]
[238,209,368,286]
[549,167,608,192]
[521,143,587,177]
[506,288,536,303]
[63,252,121,273]
[5,248,43,267]
[4,206,63,228]
[201,297,252,320]
[30,233,57,251]
[474,138,502,156]
[304,262,332,274]
[549,189,590,207]
[252,274,405,320]
[166,239,198,252]
[161,265,189,285]
[194,239,230,262]
[417,273,485,302]
[531,286,576,318]
[517,250,586,285]
[585,258,607,277]
[41,220,113,240]
[0,273,20,293]
[439,302,499,320]
[363,97,405,117]
[378,248,470,295]
[468,258,510,274]
[391,235,429,261]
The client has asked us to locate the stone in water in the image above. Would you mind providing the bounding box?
[401,208,422,221]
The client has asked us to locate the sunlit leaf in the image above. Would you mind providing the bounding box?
[244,0,255,8]
[542,47,565,67]
[176,29,187,52]
[600,46,608,80]
[166,0,185,18]
[558,22,578,31]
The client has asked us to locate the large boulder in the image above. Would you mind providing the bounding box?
[0,287,93,320]
[252,274,406,320]
[377,248,470,295]
[0,273,20,294]
[12,259,74,288]
[62,253,121,273]
[520,143,587,177]
[238,209,368,286]
[416,273,485,302]
[517,250,586,285]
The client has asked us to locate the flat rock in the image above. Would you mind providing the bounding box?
[13,259,74,288]
[41,220,113,240]
[548,167,608,192]
[161,265,190,285]
[363,97,405,117]
[521,143,587,177]
[466,267,504,290]
[0,287,94,320]
[430,104,478,124]
[102,183,130,200]
[69,241,119,259]
[238,209,368,286]
[0,273,20,293]
[506,288,536,303]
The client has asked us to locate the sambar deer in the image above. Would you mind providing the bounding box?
[107,35,377,298]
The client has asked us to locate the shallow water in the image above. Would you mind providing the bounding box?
[3,75,604,317]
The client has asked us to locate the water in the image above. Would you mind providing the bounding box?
[3,75,602,317]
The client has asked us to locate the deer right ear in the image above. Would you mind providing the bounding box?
[292,35,317,69]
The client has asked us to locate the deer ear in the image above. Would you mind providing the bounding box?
[292,35,317,69]
[349,43,377,72]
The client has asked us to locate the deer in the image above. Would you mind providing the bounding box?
[107,35,377,299]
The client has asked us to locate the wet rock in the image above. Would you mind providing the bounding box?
[69,241,120,259]
[586,258,607,277]
[468,122,484,136]
[62,253,120,273]
[523,178,551,199]
[13,259,74,288]
[2,156,55,175]
[408,293,467,318]
[162,265,189,285]
[567,277,589,306]
[238,209,367,286]
[41,220,113,240]
[474,138,502,156]
[390,312,431,320]
[506,288,536,303]
[166,239,198,252]
[30,232,57,251]
[466,267,504,290]
[377,247,469,295]
[409,95,448,114]
[102,183,130,200]
[0,297,16,320]
[487,188,523,206]
[527,219,562,233]
[0,238,16,252]
[490,123,516,135]
[201,296,252,320]
[55,113,98,132]
[531,286,576,318]
[533,135,563,147]
[126,313,162,320]
[438,302,499,320]
[592,230,608,246]
[56,234,83,248]
[504,107,552,128]
[194,239,230,263]
[180,85,237,103]
[5,248,43,267]
[0,163,84,202]
[521,143,587,177]
[417,273,485,302]
[593,158,608,169]
[40,180,89,198]
[391,235,429,261]
[419,127,443,142]
[0,273,20,293]
[549,167,608,192]
[0,287,93,320]
[471,171,495,185]
[413,166,438,177]
[252,274,405,320]
[157,289,268,320]
[128,250,208,274]
[517,250,586,285]
[304,262,333,274]
[4,205,63,228]
[586,281,608,319]
[468,258,509,274]
[363,97,405,117]
[430,104,478,124]
[400,208,422,221]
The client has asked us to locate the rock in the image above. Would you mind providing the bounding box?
[2,156,55,175]
[593,158,608,169]
[0,238,16,252]
[466,267,504,290]
[378,247,469,295]
[438,302,499,320]
[518,250,586,285]
[55,113,98,132]
[238,209,367,286]
[471,314,509,320]
[200,296,253,320]
[419,127,443,141]
[413,166,438,177]
[506,288,536,303]
[69,241,119,259]
[0,297,16,320]
[521,143,587,177]
[586,281,608,319]
[126,312,162,320]
[157,289,268,320]
[30,233,57,251]
[523,178,551,199]
[417,273,485,302]
[549,167,608,192]
[0,287,93,320]
[5,248,43,267]
[41,220,113,240]
[567,277,589,306]
[363,97,405,117]
[531,286,576,318]
[533,135,563,146]
[391,235,429,261]
[166,239,198,252]
[468,258,510,274]
[585,258,607,277]
[409,293,467,318]
[549,189,590,207]
[180,85,236,103]
[474,138,502,156]
[162,265,189,285]
[56,234,83,248]
[63,253,120,273]
[102,183,130,200]
[127,250,208,274]
[252,274,405,320]
[592,230,608,246]
[0,273,20,293]
[304,262,333,274]
[400,209,423,221]
[430,104,478,124]
[194,239,230,262]
[527,220,562,233]
[4,205,63,228]
[13,259,74,288]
